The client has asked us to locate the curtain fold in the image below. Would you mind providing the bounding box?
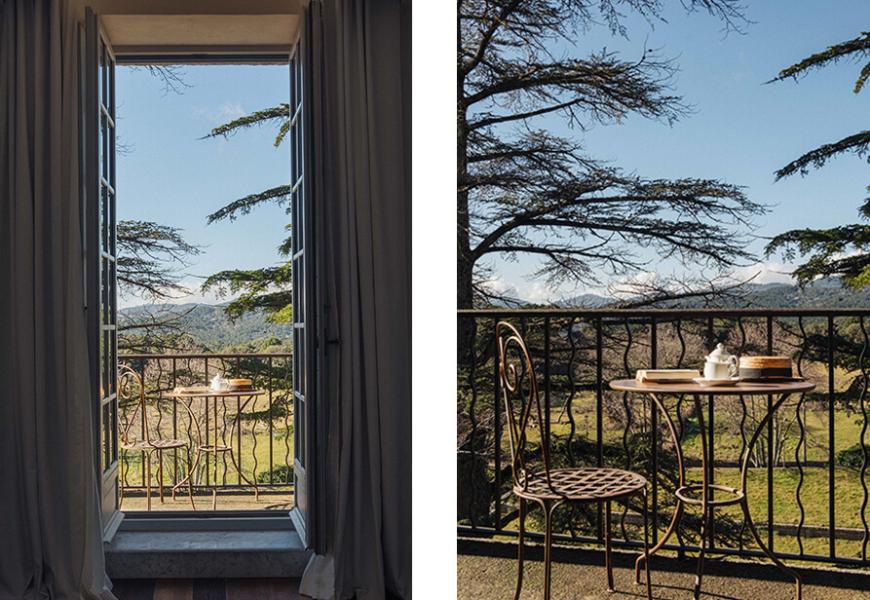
[301,1,411,599]
[0,1,114,598]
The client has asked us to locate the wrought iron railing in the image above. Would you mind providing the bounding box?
[117,352,294,504]
[457,308,870,567]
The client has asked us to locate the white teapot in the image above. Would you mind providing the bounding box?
[704,343,738,380]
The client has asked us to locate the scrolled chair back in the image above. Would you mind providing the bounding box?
[496,321,553,493]
[118,364,150,446]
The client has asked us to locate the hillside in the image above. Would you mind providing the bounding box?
[119,303,292,351]
[547,279,870,309]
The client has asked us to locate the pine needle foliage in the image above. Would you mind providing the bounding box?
[766,30,870,289]
[201,106,293,320]
[117,219,202,300]
[202,104,290,147]
[458,0,756,308]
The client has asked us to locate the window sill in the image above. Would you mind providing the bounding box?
[105,513,310,578]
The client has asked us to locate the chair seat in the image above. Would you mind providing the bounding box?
[516,467,647,501]
[121,438,188,451]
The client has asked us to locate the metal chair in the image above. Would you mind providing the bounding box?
[496,321,652,600]
[118,365,195,511]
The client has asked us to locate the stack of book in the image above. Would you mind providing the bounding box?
[635,369,700,384]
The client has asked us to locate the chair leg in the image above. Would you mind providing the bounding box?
[156,450,165,503]
[514,498,526,600]
[118,454,125,508]
[171,450,177,501]
[144,451,152,512]
[641,490,652,600]
[542,500,555,600]
[605,500,614,592]
[186,447,196,511]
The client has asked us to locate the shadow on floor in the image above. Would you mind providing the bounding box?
[458,537,870,600]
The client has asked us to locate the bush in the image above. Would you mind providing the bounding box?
[256,464,293,484]
[838,443,869,469]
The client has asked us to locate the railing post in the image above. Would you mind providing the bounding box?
[543,316,551,448]
[492,317,502,530]
[828,314,836,558]
[767,315,774,552]
[650,316,658,544]
[595,317,604,542]
[172,357,178,485]
[269,355,274,486]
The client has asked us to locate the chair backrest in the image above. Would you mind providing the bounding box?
[496,321,552,491]
[118,364,151,446]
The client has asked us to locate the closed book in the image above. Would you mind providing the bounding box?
[636,369,700,383]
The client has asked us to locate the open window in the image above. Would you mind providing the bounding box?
[83,8,121,538]
[81,6,318,552]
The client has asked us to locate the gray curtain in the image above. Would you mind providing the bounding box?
[303,1,411,599]
[0,1,115,598]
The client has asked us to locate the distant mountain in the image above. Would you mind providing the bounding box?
[119,303,292,350]
[527,279,870,309]
[553,293,612,308]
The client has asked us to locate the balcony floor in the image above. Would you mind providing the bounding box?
[458,540,870,599]
[111,578,307,599]
[120,489,293,512]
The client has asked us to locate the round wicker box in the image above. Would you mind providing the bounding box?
[738,356,793,380]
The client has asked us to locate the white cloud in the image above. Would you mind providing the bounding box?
[193,101,246,125]
[117,277,239,310]
[731,262,796,285]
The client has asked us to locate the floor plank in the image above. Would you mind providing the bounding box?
[110,578,304,600]
[269,578,302,599]
[154,579,194,600]
[192,579,226,600]
[225,579,273,600]
[112,579,155,600]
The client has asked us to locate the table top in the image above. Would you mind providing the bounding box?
[609,379,816,395]
[166,388,266,398]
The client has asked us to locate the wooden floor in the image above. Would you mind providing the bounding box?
[120,490,294,512]
[111,579,308,600]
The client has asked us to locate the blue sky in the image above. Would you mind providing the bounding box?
[116,3,870,307]
[481,1,870,302]
[116,64,289,308]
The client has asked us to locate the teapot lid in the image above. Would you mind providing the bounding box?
[707,343,731,360]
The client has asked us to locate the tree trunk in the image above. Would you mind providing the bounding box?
[457,99,476,365]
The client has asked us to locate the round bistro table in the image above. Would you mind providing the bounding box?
[609,379,816,600]
[166,388,266,510]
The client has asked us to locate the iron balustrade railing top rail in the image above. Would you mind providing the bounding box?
[122,352,293,360]
[457,308,870,568]
[459,307,870,318]
[117,352,294,498]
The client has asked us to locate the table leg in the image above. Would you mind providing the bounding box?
[172,399,201,510]
[228,394,260,501]
[173,399,202,491]
[740,393,802,600]
[692,395,709,600]
[212,396,219,510]
[635,393,686,584]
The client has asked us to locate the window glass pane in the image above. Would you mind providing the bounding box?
[99,325,106,398]
[107,123,114,192]
[109,55,115,115]
[98,115,105,184]
[98,38,104,106]
[110,402,118,462]
[102,329,110,398]
[101,42,108,105]
[109,192,116,256]
[102,259,110,324]
[102,403,111,471]
[100,186,108,253]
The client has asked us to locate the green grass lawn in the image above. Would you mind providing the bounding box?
[542,391,866,462]
[482,389,870,560]
[119,427,294,490]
